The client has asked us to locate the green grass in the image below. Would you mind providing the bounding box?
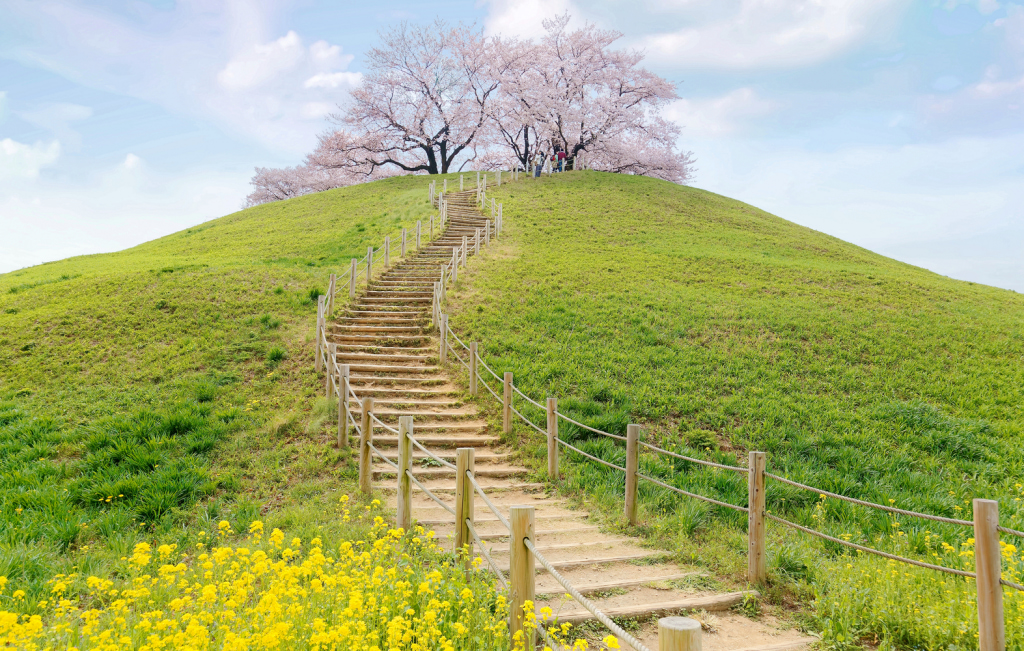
[448,170,1024,648]
[0,174,448,603]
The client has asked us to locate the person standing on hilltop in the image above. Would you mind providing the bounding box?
[557,149,567,172]
[533,150,545,178]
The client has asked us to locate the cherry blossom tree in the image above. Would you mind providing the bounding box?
[245,14,695,206]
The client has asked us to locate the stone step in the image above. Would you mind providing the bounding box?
[552,591,756,624]
[372,465,525,479]
[534,572,702,597]
[374,434,498,446]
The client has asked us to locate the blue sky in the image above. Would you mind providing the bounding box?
[2,1,1022,290]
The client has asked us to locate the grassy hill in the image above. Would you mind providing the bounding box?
[0,176,438,601]
[447,171,1024,648]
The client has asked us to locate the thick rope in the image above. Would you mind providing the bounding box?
[555,411,627,442]
[512,384,545,410]
[511,406,547,436]
[638,441,746,474]
[465,519,508,589]
[524,538,652,651]
[636,472,748,513]
[406,470,456,516]
[478,357,503,383]
[368,443,399,471]
[467,472,511,531]
[999,526,1024,539]
[556,438,626,473]
[478,375,503,404]
[370,412,400,435]
[446,325,471,352]
[766,513,980,579]
[410,435,457,470]
[765,472,973,527]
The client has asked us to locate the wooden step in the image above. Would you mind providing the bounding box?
[552,591,757,624]
[534,573,703,596]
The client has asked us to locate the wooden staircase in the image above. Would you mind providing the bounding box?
[326,188,814,650]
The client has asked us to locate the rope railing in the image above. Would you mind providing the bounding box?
[765,472,974,527]
[638,441,746,474]
[478,357,503,383]
[465,519,508,589]
[368,442,399,471]
[467,472,512,532]
[406,469,457,516]
[556,411,627,442]
[557,438,626,473]
[411,435,457,470]
[524,538,652,651]
[446,325,471,352]
[510,405,547,436]
[511,384,545,411]
[370,412,400,435]
[636,471,748,513]
[478,374,503,404]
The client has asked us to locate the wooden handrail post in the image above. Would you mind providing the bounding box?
[509,506,536,649]
[625,424,639,525]
[366,246,373,288]
[358,397,374,494]
[452,249,459,283]
[339,365,350,448]
[327,273,336,316]
[491,197,496,219]
[325,343,337,396]
[460,174,464,191]
[397,416,413,531]
[469,342,478,395]
[401,228,407,257]
[416,220,422,249]
[439,314,448,362]
[384,236,390,268]
[443,178,447,193]
[461,236,468,267]
[658,617,701,651]
[474,228,481,255]
[315,296,325,372]
[349,258,357,299]
[503,372,513,434]
[975,498,1005,651]
[455,447,475,568]
[748,451,767,584]
[485,220,491,246]
[497,169,501,186]
[430,215,434,240]
[546,397,558,481]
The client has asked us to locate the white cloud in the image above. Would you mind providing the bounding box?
[304,72,362,89]
[2,2,362,156]
[663,88,778,138]
[16,102,93,149]
[0,155,251,274]
[641,0,909,69]
[482,0,580,38]
[0,138,60,179]
[217,31,305,91]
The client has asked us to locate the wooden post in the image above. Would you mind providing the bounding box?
[416,221,421,249]
[476,170,480,189]
[625,424,639,525]
[452,249,459,283]
[397,416,413,531]
[430,215,434,240]
[366,246,373,288]
[474,228,480,255]
[443,178,447,193]
[658,616,701,651]
[384,236,390,268]
[401,229,407,257]
[455,447,475,565]
[460,174,464,191]
[315,296,324,372]
[469,342,478,395]
[485,220,491,246]
[509,506,536,649]
[339,365,350,448]
[748,451,767,584]
[546,397,559,480]
[358,397,374,494]
[349,258,357,299]
[975,499,1005,651]
[497,170,501,186]
[503,372,513,434]
[325,343,337,396]
[439,314,448,362]
[491,197,496,219]
[461,236,468,267]
[327,273,336,316]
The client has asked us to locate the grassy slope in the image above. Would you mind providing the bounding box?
[449,171,1024,645]
[0,175,441,600]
